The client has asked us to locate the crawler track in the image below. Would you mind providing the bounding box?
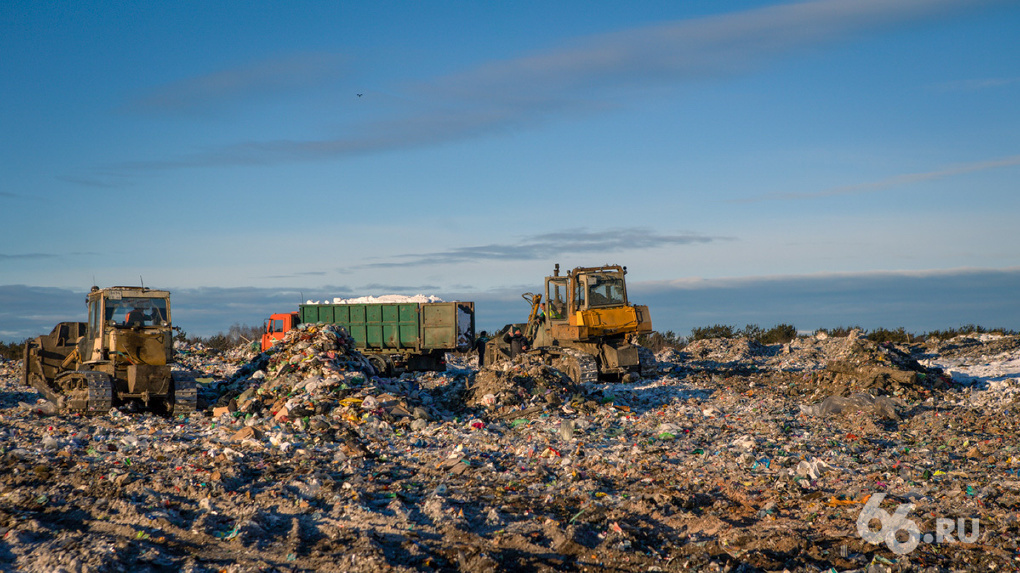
[56,371,113,414]
[552,347,599,384]
[171,375,198,415]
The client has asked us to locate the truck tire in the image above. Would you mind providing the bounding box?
[368,355,391,377]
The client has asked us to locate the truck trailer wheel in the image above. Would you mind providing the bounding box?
[368,355,391,377]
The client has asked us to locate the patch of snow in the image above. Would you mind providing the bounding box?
[305,294,445,305]
[930,352,1020,386]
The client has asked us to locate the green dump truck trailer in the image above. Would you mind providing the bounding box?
[262,300,475,376]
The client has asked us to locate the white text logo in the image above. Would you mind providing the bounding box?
[856,493,979,555]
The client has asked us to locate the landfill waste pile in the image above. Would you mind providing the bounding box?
[1,329,1020,572]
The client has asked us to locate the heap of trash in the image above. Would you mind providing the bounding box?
[0,330,1019,572]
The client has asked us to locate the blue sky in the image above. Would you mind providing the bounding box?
[2,0,1019,340]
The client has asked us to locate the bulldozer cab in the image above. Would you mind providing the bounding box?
[531,264,651,344]
[23,284,194,415]
[572,267,628,310]
[83,286,173,366]
[542,265,629,322]
[486,264,652,383]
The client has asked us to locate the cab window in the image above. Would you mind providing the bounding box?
[585,275,626,308]
[573,279,585,310]
[89,300,100,335]
[106,297,169,326]
[546,278,568,319]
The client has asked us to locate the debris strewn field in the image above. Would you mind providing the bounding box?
[2,328,1019,572]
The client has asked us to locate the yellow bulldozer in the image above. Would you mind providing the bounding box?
[22,285,196,415]
[485,264,653,383]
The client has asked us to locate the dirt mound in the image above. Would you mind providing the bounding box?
[810,337,941,399]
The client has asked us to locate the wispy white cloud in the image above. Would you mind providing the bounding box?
[263,271,330,279]
[0,253,59,261]
[123,52,349,115]
[116,107,531,169]
[734,154,1020,202]
[426,0,985,101]
[112,0,998,170]
[359,228,721,268]
[0,251,101,261]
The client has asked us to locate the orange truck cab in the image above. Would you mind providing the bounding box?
[261,312,299,352]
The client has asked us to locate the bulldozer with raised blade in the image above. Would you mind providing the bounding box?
[22,286,196,415]
[485,264,653,383]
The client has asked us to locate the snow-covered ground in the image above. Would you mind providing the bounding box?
[926,334,1020,385]
[923,334,1020,408]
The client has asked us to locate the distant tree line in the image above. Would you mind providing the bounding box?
[0,322,265,361]
[635,323,1018,353]
[177,323,264,352]
[0,340,25,361]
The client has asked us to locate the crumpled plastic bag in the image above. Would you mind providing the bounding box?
[799,392,898,420]
[796,459,831,480]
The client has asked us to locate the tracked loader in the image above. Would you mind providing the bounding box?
[22,286,196,415]
[485,264,653,383]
